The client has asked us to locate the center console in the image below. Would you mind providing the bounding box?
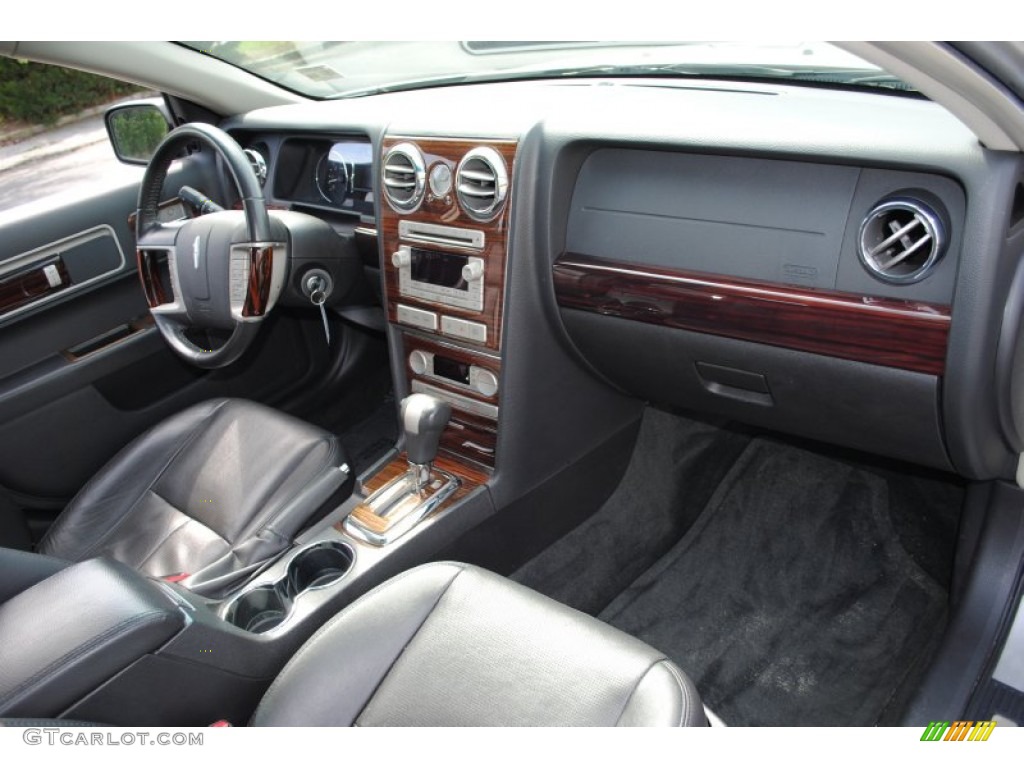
[205,135,517,671]
[379,136,515,476]
[213,133,517,661]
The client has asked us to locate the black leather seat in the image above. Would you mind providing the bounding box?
[37,398,349,596]
[252,562,707,727]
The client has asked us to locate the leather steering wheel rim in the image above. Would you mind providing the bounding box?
[136,123,279,369]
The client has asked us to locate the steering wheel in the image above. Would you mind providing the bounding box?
[135,123,287,369]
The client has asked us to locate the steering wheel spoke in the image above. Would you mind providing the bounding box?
[136,239,180,313]
[229,242,288,322]
[149,299,189,321]
[137,221,181,250]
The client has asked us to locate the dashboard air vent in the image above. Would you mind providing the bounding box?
[382,143,426,213]
[858,197,947,284]
[456,147,509,221]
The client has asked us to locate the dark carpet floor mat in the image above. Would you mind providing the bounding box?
[598,438,950,726]
[512,408,753,616]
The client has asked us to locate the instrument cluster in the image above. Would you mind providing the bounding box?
[257,135,374,217]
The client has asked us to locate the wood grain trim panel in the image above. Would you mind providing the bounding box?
[0,258,71,315]
[137,249,169,308]
[347,501,395,534]
[553,254,951,375]
[334,452,490,535]
[242,246,274,317]
[402,333,501,405]
[439,414,497,469]
[362,452,489,493]
[380,136,517,352]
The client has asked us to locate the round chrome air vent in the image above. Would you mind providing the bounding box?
[456,146,509,221]
[382,143,426,213]
[858,197,947,284]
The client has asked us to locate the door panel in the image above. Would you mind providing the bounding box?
[0,151,333,518]
[0,310,323,501]
[0,225,125,321]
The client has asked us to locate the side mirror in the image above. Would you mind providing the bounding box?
[105,100,172,165]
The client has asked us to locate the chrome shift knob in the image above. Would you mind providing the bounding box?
[402,393,451,467]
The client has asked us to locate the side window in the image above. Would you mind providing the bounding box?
[0,58,153,215]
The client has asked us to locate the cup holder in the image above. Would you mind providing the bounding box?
[288,541,355,593]
[226,585,289,634]
[224,541,355,635]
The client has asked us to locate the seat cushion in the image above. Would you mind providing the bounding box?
[252,562,706,727]
[38,399,349,594]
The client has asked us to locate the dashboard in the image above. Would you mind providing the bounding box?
[221,78,1024,488]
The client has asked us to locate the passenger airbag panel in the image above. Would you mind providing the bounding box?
[567,149,858,291]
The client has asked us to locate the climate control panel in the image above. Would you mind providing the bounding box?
[409,349,499,398]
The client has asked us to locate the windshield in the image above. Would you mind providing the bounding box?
[178,41,913,99]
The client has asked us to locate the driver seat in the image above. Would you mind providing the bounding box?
[36,398,351,596]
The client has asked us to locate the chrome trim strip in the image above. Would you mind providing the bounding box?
[343,468,460,547]
[411,379,499,420]
[398,220,485,251]
[404,330,502,362]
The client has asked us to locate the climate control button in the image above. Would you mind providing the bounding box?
[409,350,430,375]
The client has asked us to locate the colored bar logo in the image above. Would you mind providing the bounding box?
[920,721,996,741]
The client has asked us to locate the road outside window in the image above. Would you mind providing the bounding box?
[0,60,150,216]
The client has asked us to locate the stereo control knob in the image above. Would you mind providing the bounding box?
[474,368,499,398]
[461,261,484,282]
[392,249,411,268]
[409,350,430,376]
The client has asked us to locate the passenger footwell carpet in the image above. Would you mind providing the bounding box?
[598,439,948,726]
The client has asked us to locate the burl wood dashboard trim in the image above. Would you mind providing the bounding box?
[0,257,71,316]
[137,249,169,308]
[334,452,490,536]
[552,254,951,376]
[380,136,517,352]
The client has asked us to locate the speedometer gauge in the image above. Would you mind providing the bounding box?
[314,145,352,206]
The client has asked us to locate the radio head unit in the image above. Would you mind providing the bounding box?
[392,245,485,312]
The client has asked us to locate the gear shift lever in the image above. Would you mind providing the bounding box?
[343,393,459,547]
[402,393,451,486]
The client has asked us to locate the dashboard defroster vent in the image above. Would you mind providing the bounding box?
[858,197,947,284]
[382,143,426,213]
[456,147,509,221]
